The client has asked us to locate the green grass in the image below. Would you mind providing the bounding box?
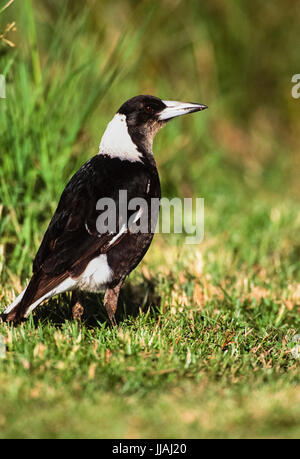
[0,273,299,438]
[0,0,299,439]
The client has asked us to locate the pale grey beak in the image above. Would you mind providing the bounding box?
[158,100,208,121]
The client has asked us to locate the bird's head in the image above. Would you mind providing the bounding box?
[99,95,207,162]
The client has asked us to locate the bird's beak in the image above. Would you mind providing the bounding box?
[158,100,208,121]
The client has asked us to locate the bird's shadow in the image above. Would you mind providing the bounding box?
[33,275,161,328]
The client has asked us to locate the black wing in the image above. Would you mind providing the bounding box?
[33,155,154,277]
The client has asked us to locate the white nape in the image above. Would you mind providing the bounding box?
[108,223,127,247]
[99,113,143,162]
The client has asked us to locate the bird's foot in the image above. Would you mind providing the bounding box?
[72,302,84,321]
[106,307,117,327]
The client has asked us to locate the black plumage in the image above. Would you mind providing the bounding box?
[3,95,207,325]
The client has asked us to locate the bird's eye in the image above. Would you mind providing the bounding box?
[145,105,154,114]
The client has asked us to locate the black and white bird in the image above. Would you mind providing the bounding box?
[3,95,207,325]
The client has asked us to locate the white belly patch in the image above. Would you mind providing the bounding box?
[75,254,113,292]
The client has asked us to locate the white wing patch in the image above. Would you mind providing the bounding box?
[109,223,127,247]
[76,253,113,293]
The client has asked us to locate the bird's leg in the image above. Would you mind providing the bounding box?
[71,290,84,321]
[104,280,123,327]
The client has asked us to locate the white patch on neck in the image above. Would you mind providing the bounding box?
[99,113,143,162]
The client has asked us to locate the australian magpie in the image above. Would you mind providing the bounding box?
[2,95,207,325]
